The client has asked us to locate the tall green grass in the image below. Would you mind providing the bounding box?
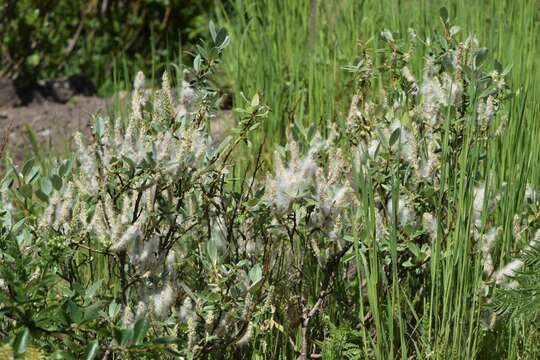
[217,0,540,357]
[218,0,538,138]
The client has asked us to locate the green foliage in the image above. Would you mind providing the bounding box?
[0,0,211,91]
[1,1,540,358]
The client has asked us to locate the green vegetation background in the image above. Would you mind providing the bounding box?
[0,0,211,93]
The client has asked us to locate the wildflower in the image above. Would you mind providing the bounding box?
[112,218,145,252]
[265,137,321,214]
[179,297,194,323]
[152,282,175,318]
[187,316,198,350]
[472,184,487,228]
[481,227,499,276]
[122,305,134,328]
[53,184,75,229]
[166,250,176,273]
[512,215,522,242]
[346,95,362,142]
[202,310,213,327]
[494,260,523,285]
[0,278,8,293]
[464,35,480,61]
[420,58,446,124]
[178,70,198,117]
[89,202,110,246]
[134,70,145,91]
[422,212,437,242]
[328,214,346,241]
[314,149,351,221]
[477,96,495,126]
[40,192,59,228]
[135,301,147,321]
[131,71,147,122]
[74,132,99,194]
[160,71,175,120]
[441,73,462,106]
[145,186,155,212]
[387,195,416,226]
[388,121,414,162]
[131,237,159,270]
[524,183,537,202]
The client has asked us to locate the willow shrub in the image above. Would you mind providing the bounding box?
[0,16,537,359]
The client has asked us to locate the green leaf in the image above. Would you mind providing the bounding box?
[209,21,217,42]
[85,280,103,300]
[449,25,461,36]
[22,159,39,183]
[1,172,14,191]
[133,318,150,344]
[35,189,49,203]
[441,54,455,72]
[59,157,74,177]
[389,127,401,147]
[152,336,177,344]
[407,242,421,257]
[439,7,449,24]
[83,303,102,322]
[51,174,63,191]
[52,350,76,359]
[68,302,83,324]
[193,54,202,72]
[494,59,503,74]
[215,28,229,48]
[93,116,105,139]
[16,228,32,248]
[403,258,415,268]
[475,48,489,68]
[248,263,263,290]
[108,300,121,319]
[18,184,33,199]
[13,327,30,356]
[40,177,53,195]
[113,327,133,346]
[11,218,26,235]
[83,340,99,360]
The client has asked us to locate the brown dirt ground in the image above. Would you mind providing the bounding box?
[0,95,106,163]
